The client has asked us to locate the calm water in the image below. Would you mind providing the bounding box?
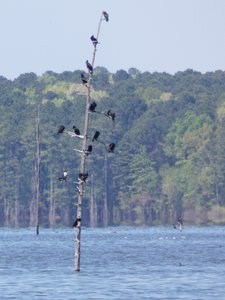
[1,226,225,300]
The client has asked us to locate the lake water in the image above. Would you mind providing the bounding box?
[0,226,225,299]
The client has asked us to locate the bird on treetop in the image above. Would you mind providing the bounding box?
[89,101,97,112]
[81,73,88,85]
[106,110,115,122]
[92,131,100,142]
[86,60,93,74]
[79,173,89,182]
[72,126,80,136]
[108,143,115,153]
[90,35,99,47]
[57,125,65,134]
[102,11,109,22]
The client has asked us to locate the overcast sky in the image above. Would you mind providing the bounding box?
[0,0,225,79]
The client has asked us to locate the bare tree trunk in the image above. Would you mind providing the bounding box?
[36,103,41,235]
[3,193,9,227]
[103,153,108,227]
[49,170,56,227]
[14,174,20,228]
[89,173,97,227]
[74,12,106,272]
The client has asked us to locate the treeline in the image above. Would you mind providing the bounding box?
[1,68,225,227]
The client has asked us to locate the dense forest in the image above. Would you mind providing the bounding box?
[1,68,225,227]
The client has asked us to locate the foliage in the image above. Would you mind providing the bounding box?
[1,68,225,226]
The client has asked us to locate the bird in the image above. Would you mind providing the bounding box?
[57,125,65,134]
[58,170,68,181]
[73,217,81,227]
[81,73,88,85]
[102,11,109,22]
[106,110,115,122]
[108,143,115,153]
[85,145,92,156]
[79,173,88,182]
[89,101,97,112]
[90,35,99,47]
[173,217,183,231]
[92,131,100,142]
[86,60,93,74]
[72,126,80,136]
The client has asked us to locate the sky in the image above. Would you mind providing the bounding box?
[0,0,225,79]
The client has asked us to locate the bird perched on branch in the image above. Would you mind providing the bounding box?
[58,170,68,181]
[86,60,93,74]
[89,101,97,112]
[106,110,115,122]
[81,73,88,85]
[90,35,99,47]
[103,11,109,22]
[72,126,80,136]
[57,125,65,134]
[79,173,89,183]
[73,217,81,227]
[92,131,100,142]
[108,143,115,153]
[85,145,92,156]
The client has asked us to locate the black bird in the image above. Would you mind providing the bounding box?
[79,173,89,182]
[92,131,100,142]
[72,126,80,135]
[58,170,68,181]
[173,217,183,231]
[103,11,109,22]
[106,110,115,122]
[108,143,115,153]
[57,125,65,134]
[89,101,97,112]
[85,145,92,156]
[90,35,99,47]
[81,73,88,85]
[73,217,81,227]
[86,60,93,74]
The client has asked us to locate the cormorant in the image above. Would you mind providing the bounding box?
[57,125,65,134]
[103,11,109,22]
[106,110,115,122]
[90,35,99,47]
[89,101,97,112]
[173,217,183,231]
[92,131,100,142]
[81,73,88,85]
[86,60,93,74]
[79,173,88,182]
[108,143,115,153]
[58,170,68,181]
[73,217,81,227]
[72,126,80,136]
[85,145,92,156]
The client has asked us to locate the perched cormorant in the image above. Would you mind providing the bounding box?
[89,101,97,112]
[173,217,183,231]
[90,35,99,47]
[79,173,88,182]
[58,170,68,181]
[57,125,65,134]
[86,60,93,74]
[103,11,109,22]
[108,143,115,153]
[81,73,88,85]
[106,110,115,122]
[92,131,100,142]
[73,217,81,227]
[72,126,80,136]
[85,145,92,156]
